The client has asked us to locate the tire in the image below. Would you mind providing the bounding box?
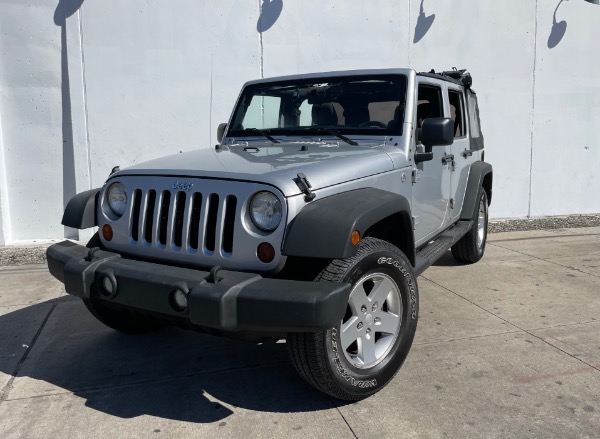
[287,237,419,401]
[451,189,489,264]
[82,233,164,334]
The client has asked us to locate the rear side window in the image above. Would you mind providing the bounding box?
[466,90,484,150]
[468,92,481,138]
[448,89,466,138]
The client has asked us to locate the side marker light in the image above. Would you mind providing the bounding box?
[351,230,361,246]
[102,224,113,241]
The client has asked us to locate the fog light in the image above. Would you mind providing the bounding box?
[97,273,117,298]
[170,286,189,312]
[102,224,113,241]
[257,242,275,263]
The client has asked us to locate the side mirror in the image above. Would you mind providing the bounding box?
[415,118,454,164]
[421,117,454,149]
[421,117,454,150]
[217,123,228,143]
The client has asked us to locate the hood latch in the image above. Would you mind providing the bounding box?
[294,173,316,202]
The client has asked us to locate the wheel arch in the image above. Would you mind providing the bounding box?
[62,188,100,229]
[482,171,493,205]
[460,161,493,220]
[282,188,415,266]
[363,212,415,267]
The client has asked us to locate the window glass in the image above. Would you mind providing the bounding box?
[298,100,342,126]
[298,100,312,126]
[228,75,408,137]
[468,93,481,138]
[368,101,401,126]
[448,89,465,138]
[416,84,443,128]
[239,95,281,130]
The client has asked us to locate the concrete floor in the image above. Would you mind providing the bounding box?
[0,228,598,439]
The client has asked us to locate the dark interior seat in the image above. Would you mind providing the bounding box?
[311,103,338,126]
[416,103,433,142]
[387,106,403,130]
[343,106,370,127]
[417,102,433,127]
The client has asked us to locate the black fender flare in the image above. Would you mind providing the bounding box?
[460,161,493,220]
[61,189,100,229]
[282,188,415,265]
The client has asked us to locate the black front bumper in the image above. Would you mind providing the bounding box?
[47,241,351,333]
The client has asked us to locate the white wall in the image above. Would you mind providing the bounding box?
[531,0,600,216]
[0,0,598,243]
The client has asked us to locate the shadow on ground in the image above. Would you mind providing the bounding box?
[432,250,463,267]
[0,299,346,422]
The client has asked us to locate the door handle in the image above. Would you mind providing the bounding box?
[462,148,473,158]
[441,154,454,165]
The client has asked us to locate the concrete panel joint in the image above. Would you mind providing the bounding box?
[0,114,13,245]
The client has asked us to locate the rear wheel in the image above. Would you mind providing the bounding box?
[287,238,418,401]
[82,233,164,333]
[452,189,488,263]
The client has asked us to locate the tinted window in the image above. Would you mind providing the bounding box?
[229,75,408,137]
[242,95,282,130]
[416,84,443,143]
[448,89,465,138]
[468,92,481,138]
[416,84,443,128]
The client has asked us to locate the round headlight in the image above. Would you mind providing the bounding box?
[250,191,282,231]
[107,182,127,216]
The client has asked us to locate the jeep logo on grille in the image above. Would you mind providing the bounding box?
[172,180,194,191]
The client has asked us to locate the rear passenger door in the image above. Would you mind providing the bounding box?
[446,86,477,221]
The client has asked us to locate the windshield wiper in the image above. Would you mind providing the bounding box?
[238,128,280,144]
[302,128,358,146]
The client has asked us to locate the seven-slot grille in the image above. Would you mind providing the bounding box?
[129,188,237,254]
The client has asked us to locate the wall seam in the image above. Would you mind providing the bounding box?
[408,0,412,66]
[78,9,93,190]
[258,0,264,78]
[528,0,539,218]
[209,54,213,146]
[0,114,12,245]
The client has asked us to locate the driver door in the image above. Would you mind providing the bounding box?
[411,80,452,245]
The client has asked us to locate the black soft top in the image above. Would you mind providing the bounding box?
[417,69,484,151]
[417,69,473,89]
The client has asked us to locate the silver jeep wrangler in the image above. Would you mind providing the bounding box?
[47,68,492,401]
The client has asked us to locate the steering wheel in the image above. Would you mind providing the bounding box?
[358,121,387,128]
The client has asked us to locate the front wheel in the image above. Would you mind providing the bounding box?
[287,238,419,401]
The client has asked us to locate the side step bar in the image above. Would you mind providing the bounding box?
[414,220,473,277]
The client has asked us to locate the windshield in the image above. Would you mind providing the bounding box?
[228,74,407,139]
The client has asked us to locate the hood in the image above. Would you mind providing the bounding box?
[115,141,394,197]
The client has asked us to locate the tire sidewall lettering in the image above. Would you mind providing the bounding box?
[331,328,378,388]
[377,256,417,320]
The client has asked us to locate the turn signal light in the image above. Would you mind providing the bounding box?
[257,242,275,263]
[351,230,361,246]
[102,224,113,241]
